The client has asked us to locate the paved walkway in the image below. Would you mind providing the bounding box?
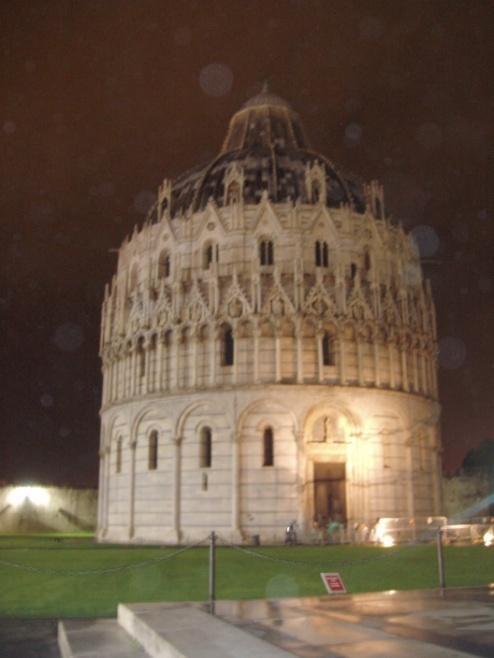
[212,587,494,657]
[0,619,60,658]
[1,588,494,657]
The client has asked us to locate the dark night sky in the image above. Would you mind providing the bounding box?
[2,0,493,486]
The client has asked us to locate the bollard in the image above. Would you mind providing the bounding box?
[209,530,216,615]
[436,527,446,589]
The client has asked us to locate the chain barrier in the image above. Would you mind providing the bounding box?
[0,531,442,577]
[216,534,428,573]
[0,535,210,577]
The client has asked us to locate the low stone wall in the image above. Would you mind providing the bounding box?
[0,486,97,533]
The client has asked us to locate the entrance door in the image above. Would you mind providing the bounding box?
[313,462,346,526]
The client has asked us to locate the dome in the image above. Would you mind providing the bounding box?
[169,90,366,216]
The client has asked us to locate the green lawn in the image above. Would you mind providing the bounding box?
[0,535,493,618]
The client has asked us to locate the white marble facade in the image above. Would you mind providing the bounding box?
[97,90,441,544]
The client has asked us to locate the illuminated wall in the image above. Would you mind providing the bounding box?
[0,486,97,533]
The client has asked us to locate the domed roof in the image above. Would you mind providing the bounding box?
[169,89,366,216]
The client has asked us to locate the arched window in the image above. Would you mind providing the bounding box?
[148,430,158,470]
[364,250,371,272]
[199,426,212,468]
[375,198,382,219]
[315,241,329,267]
[312,180,321,204]
[259,239,274,266]
[322,332,335,366]
[226,181,241,205]
[322,242,329,267]
[222,325,234,366]
[116,436,122,474]
[203,242,218,270]
[263,427,274,467]
[350,263,357,281]
[137,337,145,378]
[158,250,170,278]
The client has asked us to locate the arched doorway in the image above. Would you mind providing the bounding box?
[303,409,353,534]
[313,461,346,527]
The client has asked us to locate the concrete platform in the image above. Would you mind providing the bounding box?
[58,619,149,658]
[119,602,296,657]
[57,587,494,658]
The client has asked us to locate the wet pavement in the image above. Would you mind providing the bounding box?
[1,588,494,657]
[210,588,494,657]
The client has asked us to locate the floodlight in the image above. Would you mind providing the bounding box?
[381,534,395,548]
[6,486,50,507]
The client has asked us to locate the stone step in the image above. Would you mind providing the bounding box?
[118,602,297,658]
[58,618,150,658]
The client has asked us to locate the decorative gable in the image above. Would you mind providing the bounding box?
[221,272,253,319]
[303,283,338,317]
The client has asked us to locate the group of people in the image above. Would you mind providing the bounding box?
[284,517,352,545]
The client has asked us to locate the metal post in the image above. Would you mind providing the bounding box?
[436,527,446,589]
[209,530,216,615]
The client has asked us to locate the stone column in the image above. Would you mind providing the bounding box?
[172,436,182,543]
[97,449,105,535]
[339,339,346,385]
[413,349,419,392]
[191,331,198,388]
[388,343,395,388]
[253,327,260,383]
[233,326,238,385]
[115,353,123,400]
[209,327,216,386]
[231,429,242,541]
[172,330,180,390]
[400,343,408,391]
[316,332,323,383]
[122,352,127,398]
[103,445,111,535]
[357,340,364,386]
[117,358,122,399]
[128,439,137,538]
[110,362,114,402]
[101,365,108,405]
[420,351,427,394]
[117,359,122,399]
[427,354,434,397]
[275,331,281,382]
[156,334,164,392]
[431,356,438,399]
[296,329,303,383]
[130,347,137,396]
[143,343,150,394]
[373,340,381,387]
[405,441,415,521]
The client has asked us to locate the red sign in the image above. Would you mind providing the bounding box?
[320,572,346,594]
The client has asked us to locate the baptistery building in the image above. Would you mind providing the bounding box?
[97,89,441,544]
